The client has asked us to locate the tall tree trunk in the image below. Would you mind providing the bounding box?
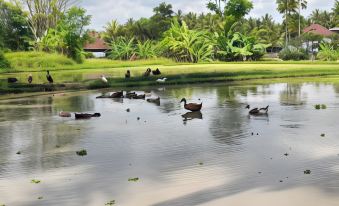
[298,0,301,37]
[285,0,288,47]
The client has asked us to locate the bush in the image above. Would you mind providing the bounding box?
[317,43,339,61]
[278,47,309,61]
[0,50,10,69]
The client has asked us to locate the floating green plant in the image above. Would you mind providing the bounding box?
[315,104,327,110]
[76,149,87,156]
[304,170,311,174]
[105,200,115,205]
[31,179,41,184]
[37,197,43,200]
[321,134,325,137]
[128,177,139,182]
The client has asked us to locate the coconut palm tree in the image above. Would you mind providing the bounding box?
[298,0,307,36]
[276,0,298,46]
[103,20,120,43]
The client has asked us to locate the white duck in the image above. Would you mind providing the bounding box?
[156,78,167,83]
[101,75,108,83]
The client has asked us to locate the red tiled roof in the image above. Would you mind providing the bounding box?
[303,24,334,36]
[84,38,110,50]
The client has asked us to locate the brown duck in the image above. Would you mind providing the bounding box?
[180,98,202,112]
[110,91,124,98]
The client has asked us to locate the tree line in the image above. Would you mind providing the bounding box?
[0,0,338,65]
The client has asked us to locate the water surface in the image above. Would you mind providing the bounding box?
[1,82,339,206]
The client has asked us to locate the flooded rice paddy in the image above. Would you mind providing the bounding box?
[1,82,339,206]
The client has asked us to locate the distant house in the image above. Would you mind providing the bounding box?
[303,24,334,37]
[302,24,335,54]
[329,27,339,34]
[84,31,110,58]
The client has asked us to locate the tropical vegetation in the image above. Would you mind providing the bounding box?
[0,0,338,72]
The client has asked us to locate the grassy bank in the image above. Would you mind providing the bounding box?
[1,51,339,94]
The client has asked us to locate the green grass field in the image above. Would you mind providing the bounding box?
[1,51,339,94]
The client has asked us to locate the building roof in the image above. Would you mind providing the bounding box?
[84,38,110,50]
[303,24,334,36]
[84,31,110,51]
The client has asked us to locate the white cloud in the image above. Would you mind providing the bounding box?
[80,0,336,30]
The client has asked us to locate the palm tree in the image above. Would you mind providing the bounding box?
[298,0,307,36]
[103,20,120,43]
[276,0,298,46]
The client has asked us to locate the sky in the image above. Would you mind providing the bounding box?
[79,0,336,30]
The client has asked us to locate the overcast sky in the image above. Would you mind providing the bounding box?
[79,0,336,30]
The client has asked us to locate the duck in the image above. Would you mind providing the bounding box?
[152,68,161,75]
[125,91,137,99]
[144,68,151,77]
[7,77,18,83]
[46,70,53,83]
[147,97,160,105]
[180,98,202,112]
[110,91,124,98]
[246,105,269,115]
[75,113,101,119]
[28,74,33,84]
[59,111,71,117]
[101,75,108,83]
[132,94,146,99]
[156,78,167,83]
[125,70,131,78]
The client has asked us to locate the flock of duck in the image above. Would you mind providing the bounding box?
[59,89,269,119]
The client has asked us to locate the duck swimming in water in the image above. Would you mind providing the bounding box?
[180,98,202,112]
[246,105,269,115]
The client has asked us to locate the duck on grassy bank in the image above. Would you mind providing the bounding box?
[28,74,33,84]
[46,71,53,84]
[101,75,108,83]
[156,78,167,83]
[152,68,161,75]
[8,77,18,83]
[180,98,202,112]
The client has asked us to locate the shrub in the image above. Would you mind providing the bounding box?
[0,50,10,69]
[108,37,136,60]
[162,20,214,63]
[317,43,339,61]
[278,47,309,61]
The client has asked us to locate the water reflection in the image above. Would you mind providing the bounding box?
[182,111,203,125]
[1,82,339,206]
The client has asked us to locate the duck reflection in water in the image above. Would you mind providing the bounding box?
[182,111,203,125]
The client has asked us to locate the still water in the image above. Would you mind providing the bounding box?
[1,82,339,206]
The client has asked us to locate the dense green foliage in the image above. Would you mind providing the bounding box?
[0,0,338,65]
[0,0,32,50]
[39,7,91,63]
[317,43,339,61]
[0,50,10,69]
[162,21,214,63]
